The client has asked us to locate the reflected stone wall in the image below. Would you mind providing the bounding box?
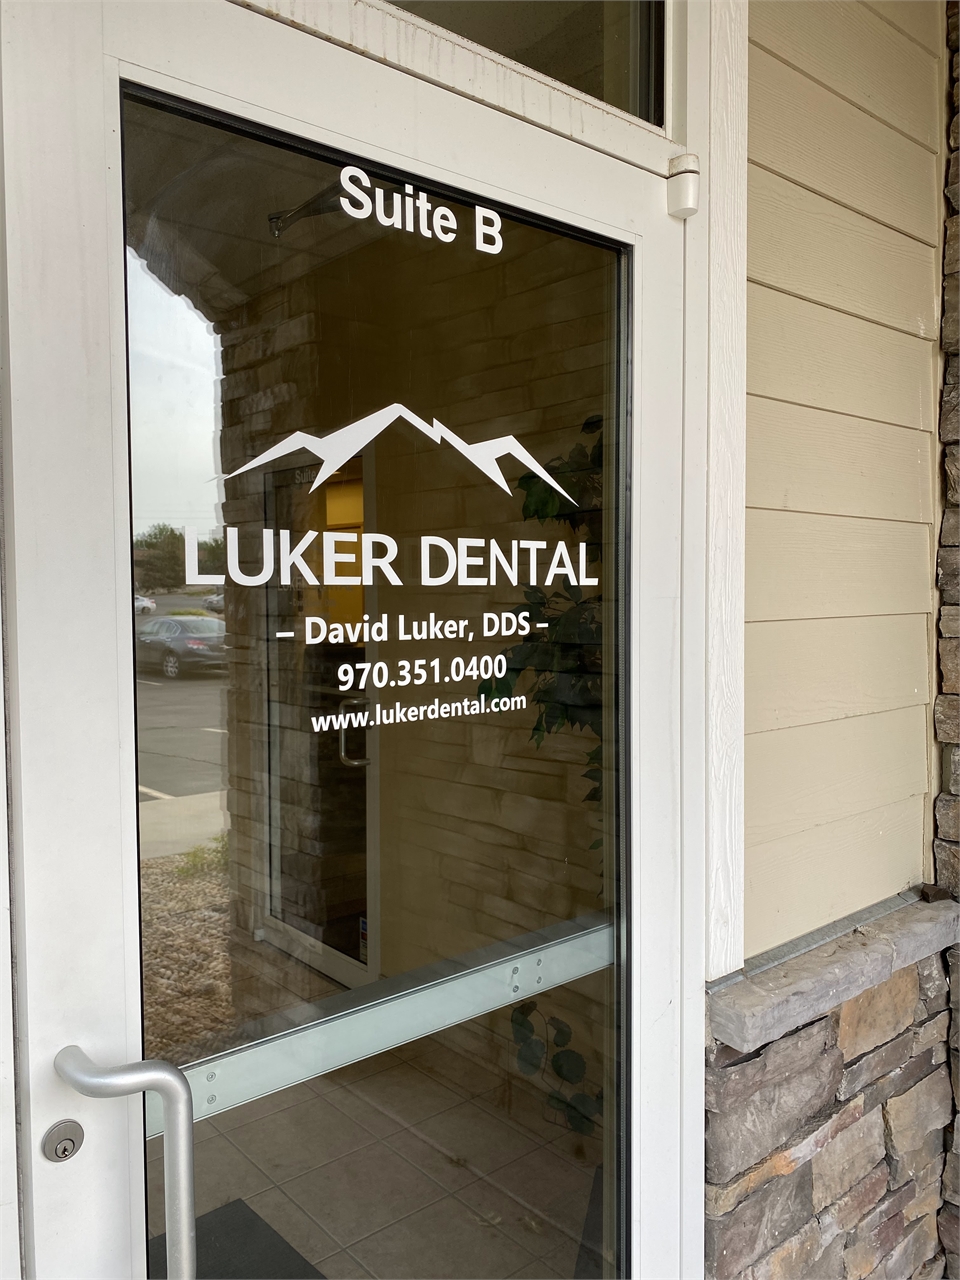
[211,219,616,1118]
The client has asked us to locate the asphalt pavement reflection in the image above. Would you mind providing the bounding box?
[136,670,227,860]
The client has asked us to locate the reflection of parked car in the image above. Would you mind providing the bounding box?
[136,616,226,679]
[203,592,224,613]
[134,595,156,614]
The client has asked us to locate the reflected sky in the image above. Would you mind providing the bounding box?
[127,248,222,539]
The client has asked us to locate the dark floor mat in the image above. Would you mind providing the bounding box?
[149,1198,324,1279]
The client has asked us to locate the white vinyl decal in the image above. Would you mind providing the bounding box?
[224,402,576,505]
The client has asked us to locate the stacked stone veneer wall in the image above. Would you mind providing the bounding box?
[705,906,958,1280]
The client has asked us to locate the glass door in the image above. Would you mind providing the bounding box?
[125,90,625,1279]
[3,5,686,1277]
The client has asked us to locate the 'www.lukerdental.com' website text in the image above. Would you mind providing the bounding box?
[311,693,527,732]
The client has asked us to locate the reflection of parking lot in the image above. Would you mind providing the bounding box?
[148,591,218,618]
[136,672,227,860]
[136,673,226,797]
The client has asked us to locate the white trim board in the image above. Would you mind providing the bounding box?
[705,0,748,984]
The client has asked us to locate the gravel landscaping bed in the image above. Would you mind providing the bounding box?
[140,838,237,1064]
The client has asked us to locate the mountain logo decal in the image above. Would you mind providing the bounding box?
[224,402,576,505]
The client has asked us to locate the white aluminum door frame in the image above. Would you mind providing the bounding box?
[0,2,726,1277]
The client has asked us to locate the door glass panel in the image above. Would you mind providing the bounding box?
[391,0,665,126]
[125,90,626,1279]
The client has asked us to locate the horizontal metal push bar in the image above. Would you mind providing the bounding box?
[147,912,614,1136]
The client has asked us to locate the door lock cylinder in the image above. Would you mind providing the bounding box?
[41,1119,84,1162]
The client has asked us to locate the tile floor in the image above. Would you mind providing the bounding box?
[147,1036,605,1279]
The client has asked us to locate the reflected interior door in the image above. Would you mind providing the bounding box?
[262,459,380,987]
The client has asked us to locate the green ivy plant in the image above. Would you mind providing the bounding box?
[511,1000,603,1135]
[492,416,610,1129]
[479,412,605,808]
[517,413,603,547]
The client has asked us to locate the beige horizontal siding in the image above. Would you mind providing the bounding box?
[747,509,932,622]
[745,615,930,734]
[747,398,935,523]
[748,165,938,337]
[749,45,939,245]
[864,1,943,54]
[745,1,942,957]
[748,284,935,429]
[746,704,928,848]
[750,1,940,150]
[870,0,942,53]
[745,795,925,955]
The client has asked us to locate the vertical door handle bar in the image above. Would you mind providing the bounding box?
[338,697,370,766]
[55,1045,196,1280]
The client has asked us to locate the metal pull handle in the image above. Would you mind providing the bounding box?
[338,697,370,767]
[55,1045,196,1280]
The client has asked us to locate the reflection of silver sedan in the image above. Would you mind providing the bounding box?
[134,595,156,615]
[203,592,224,613]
